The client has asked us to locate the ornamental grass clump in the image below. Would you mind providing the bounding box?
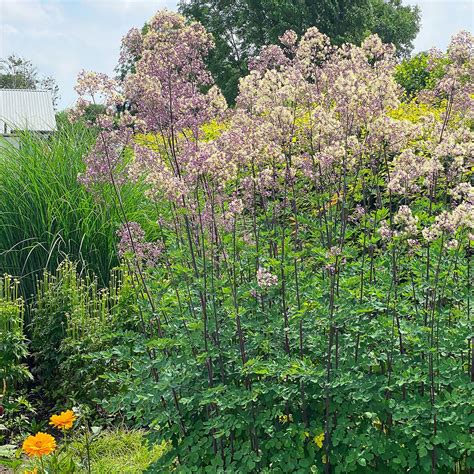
[70,10,473,472]
[0,117,145,301]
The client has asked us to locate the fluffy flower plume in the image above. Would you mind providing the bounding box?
[119,27,143,66]
[279,30,298,48]
[394,205,419,237]
[428,202,474,237]
[72,10,473,267]
[73,11,227,192]
[78,128,133,190]
[117,222,162,267]
[257,267,279,289]
[422,31,473,119]
[388,150,442,195]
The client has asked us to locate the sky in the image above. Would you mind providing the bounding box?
[1,0,473,110]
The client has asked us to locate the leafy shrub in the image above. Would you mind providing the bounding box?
[70,13,473,473]
[0,276,35,451]
[394,52,447,98]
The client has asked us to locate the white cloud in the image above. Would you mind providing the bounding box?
[403,0,473,52]
[1,0,178,108]
[0,0,62,26]
[1,23,19,36]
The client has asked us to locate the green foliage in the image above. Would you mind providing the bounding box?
[0,394,38,448]
[0,54,60,108]
[0,54,36,89]
[87,41,472,463]
[395,52,447,98]
[179,0,420,102]
[76,429,166,474]
[29,260,139,410]
[388,99,444,123]
[17,429,166,474]
[4,16,471,473]
[0,275,31,395]
[0,443,23,472]
[0,276,34,450]
[370,0,420,56]
[99,201,472,472]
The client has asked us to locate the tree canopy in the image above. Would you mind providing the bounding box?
[179,0,420,102]
[0,54,60,108]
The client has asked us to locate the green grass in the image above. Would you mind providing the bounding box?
[17,429,167,474]
[76,429,167,474]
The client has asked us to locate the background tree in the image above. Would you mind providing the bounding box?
[179,0,420,102]
[0,54,60,108]
[394,51,448,98]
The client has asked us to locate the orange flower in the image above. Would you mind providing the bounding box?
[49,409,77,430]
[22,432,56,457]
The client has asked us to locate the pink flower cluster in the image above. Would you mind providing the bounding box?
[394,205,419,237]
[117,222,162,267]
[379,206,419,242]
[256,267,279,289]
[78,128,133,190]
[425,31,473,119]
[388,151,443,195]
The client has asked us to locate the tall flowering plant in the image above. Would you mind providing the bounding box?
[72,12,473,472]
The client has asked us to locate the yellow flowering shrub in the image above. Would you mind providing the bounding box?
[387,99,445,123]
[200,119,228,141]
